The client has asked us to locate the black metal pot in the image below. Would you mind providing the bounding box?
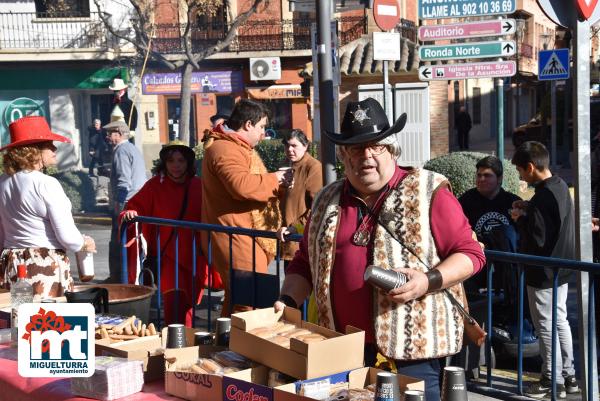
[70,284,155,323]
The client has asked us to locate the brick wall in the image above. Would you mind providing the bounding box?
[238,0,279,20]
[428,81,449,158]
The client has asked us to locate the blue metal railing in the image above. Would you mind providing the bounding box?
[119,216,301,330]
[483,250,599,401]
[120,216,599,401]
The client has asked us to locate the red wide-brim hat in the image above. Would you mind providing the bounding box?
[0,116,71,151]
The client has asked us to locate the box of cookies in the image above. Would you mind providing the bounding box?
[229,307,365,380]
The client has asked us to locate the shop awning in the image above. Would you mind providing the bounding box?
[300,34,419,78]
[0,66,128,90]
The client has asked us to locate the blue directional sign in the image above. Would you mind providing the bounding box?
[538,48,570,81]
[418,0,516,19]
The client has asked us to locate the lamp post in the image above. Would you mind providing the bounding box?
[540,32,557,169]
[514,19,527,130]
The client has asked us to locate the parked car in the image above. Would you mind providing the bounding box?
[513,99,600,148]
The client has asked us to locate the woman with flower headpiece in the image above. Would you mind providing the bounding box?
[120,141,221,326]
[0,116,96,299]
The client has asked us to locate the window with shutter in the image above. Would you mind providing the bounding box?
[357,83,430,166]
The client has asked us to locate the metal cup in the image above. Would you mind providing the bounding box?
[194,331,214,346]
[441,366,468,401]
[167,324,186,349]
[215,317,231,346]
[403,390,425,401]
[364,265,408,292]
[375,372,400,401]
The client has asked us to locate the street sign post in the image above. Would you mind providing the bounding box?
[418,61,516,81]
[419,41,515,61]
[417,19,515,41]
[538,48,570,80]
[373,32,401,61]
[418,0,516,19]
[373,0,400,31]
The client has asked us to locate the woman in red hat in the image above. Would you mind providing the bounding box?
[0,116,96,299]
[120,140,222,327]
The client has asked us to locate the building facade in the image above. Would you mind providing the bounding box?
[0,0,135,169]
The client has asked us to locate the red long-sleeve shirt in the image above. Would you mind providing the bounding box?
[286,167,485,343]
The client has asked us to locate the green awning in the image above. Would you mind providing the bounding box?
[0,67,128,90]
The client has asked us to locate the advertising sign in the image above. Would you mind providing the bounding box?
[417,19,515,41]
[418,0,516,19]
[419,41,515,61]
[3,97,45,127]
[419,61,516,81]
[142,71,244,95]
[18,304,95,378]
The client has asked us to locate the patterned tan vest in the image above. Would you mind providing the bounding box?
[307,169,466,360]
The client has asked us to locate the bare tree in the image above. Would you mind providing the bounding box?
[94,0,266,144]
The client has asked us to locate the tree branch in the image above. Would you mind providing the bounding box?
[94,0,178,70]
[192,0,266,62]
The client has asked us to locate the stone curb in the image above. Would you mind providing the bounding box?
[73,215,112,226]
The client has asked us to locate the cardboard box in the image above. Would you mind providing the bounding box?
[274,367,424,401]
[229,307,365,379]
[96,335,164,382]
[164,345,270,401]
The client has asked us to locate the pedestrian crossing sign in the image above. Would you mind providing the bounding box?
[538,49,570,81]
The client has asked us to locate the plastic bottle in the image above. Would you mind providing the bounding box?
[11,264,33,344]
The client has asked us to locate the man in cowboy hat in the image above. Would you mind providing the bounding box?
[104,119,147,283]
[109,78,137,130]
[275,98,485,400]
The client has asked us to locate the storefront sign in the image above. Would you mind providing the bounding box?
[3,97,45,127]
[246,85,303,99]
[142,71,244,95]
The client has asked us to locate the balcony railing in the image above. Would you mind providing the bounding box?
[152,16,367,54]
[0,12,116,50]
[398,18,416,42]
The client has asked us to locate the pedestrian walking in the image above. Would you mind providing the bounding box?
[455,106,472,150]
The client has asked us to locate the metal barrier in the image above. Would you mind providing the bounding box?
[119,216,301,330]
[483,250,599,401]
[120,216,599,401]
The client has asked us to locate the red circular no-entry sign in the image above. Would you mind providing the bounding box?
[373,0,400,31]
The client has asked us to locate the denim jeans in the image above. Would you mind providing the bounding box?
[527,284,576,383]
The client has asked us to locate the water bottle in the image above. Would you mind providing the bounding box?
[11,264,33,344]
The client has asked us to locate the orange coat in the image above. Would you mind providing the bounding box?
[280,153,323,259]
[200,130,281,286]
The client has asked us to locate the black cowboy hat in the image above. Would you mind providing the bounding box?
[209,107,232,125]
[324,98,407,145]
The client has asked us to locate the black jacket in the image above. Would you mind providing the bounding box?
[516,175,575,288]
